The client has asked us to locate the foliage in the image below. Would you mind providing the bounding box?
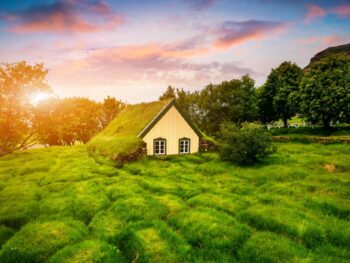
[300,53,350,128]
[35,97,102,145]
[258,61,302,127]
[34,96,125,146]
[0,143,349,262]
[198,75,258,134]
[159,85,176,101]
[218,122,275,164]
[0,61,50,156]
[101,96,125,128]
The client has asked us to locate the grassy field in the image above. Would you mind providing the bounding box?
[0,143,349,262]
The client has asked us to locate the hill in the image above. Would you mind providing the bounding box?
[309,43,350,65]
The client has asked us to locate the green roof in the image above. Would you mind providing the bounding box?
[88,100,170,157]
[88,99,210,158]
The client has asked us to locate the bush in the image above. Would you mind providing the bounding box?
[218,122,275,164]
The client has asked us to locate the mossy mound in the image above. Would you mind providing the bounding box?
[117,221,190,263]
[0,220,87,263]
[48,240,124,263]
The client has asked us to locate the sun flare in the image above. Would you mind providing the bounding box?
[30,92,51,105]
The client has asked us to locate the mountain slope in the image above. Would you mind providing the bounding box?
[309,43,350,65]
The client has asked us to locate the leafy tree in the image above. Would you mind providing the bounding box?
[175,88,201,124]
[197,75,258,134]
[258,61,302,127]
[218,122,275,164]
[257,84,277,124]
[101,96,125,128]
[0,62,50,156]
[159,85,176,101]
[300,53,350,128]
[35,98,102,145]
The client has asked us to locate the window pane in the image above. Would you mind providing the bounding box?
[179,139,189,153]
[155,139,166,155]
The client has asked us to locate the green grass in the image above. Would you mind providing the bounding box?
[271,126,350,138]
[0,143,349,262]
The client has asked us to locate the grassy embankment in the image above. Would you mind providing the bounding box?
[271,126,350,144]
[0,142,349,262]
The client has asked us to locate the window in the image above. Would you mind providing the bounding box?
[179,138,190,154]
[154,138,166,155]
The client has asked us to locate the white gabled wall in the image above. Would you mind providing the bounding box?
[142,105,199,155]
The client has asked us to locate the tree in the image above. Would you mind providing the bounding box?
[197,75,258,135]
[0,62,50,156]
[159,85,176,101]
[257,84,277,124]
[101,96,125,128]
[218,122,275,164]
[300,53,350,128]
[258,61,302,127]
[35,97,102,145]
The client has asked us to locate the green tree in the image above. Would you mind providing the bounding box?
[159,85,176,101]
[300,53,350,128]
[35,98,102,145]
[197,75,258,134]
[258,61,302,127]
[101,96,125,128]
[0,62,50,156]
[257,84,277,124]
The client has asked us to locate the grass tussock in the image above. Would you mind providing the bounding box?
[0,142,349,262]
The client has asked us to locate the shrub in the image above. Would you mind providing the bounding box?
[218,122,275,164]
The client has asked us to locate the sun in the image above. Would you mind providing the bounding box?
[30,92,51,105]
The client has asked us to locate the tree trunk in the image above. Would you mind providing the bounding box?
[283,118,288,128]
[323,118,331,129]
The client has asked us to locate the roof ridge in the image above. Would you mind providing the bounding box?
[138,98,202,138]
[137,99,175,138]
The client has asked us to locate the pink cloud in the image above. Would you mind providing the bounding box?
[48,41,255,102]
[3,0,123,33]
[330,4,350,18]
[304,4,326,22]
[213,20,288,49]
[298,34,349,46]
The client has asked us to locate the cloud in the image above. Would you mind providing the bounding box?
[49,41,255,102]
[304,4,326,22]
[187,0,217,11]
[298,34,349,46]
[303,3,350,23]
[330,4,350,18]
[2,0,123,33]
[213,20,288,49]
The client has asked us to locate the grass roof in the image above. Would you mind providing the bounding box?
[88,100,170,158]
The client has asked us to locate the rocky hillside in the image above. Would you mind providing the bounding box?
[309,43,350,65]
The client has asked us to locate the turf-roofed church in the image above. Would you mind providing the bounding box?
[139,99,202,155]
[88,99,204,158]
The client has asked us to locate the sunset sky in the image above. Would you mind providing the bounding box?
[1,0,350,103]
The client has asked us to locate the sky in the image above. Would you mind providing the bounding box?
[0,0,350,103]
